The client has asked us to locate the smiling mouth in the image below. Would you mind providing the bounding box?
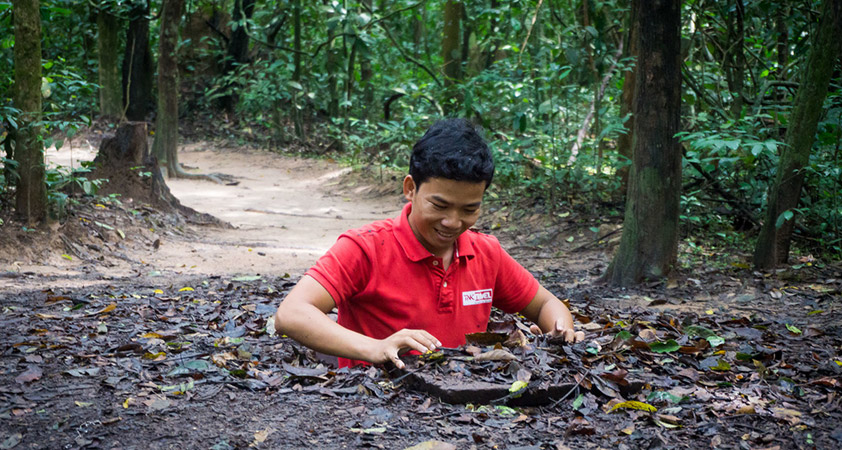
[435,229,457,240]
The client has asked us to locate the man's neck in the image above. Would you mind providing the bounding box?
[440,245,454,270]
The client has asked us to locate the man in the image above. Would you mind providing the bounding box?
[275,119,583,369]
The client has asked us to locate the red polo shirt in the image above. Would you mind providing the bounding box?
[306,202,539,367]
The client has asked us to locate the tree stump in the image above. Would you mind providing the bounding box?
[90,122,223,226]
[94,121,148,168]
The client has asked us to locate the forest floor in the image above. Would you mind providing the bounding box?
[1,137,841,449]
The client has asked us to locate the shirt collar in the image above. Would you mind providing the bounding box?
[394,202,476,262]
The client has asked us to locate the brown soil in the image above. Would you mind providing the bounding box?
[2,138,841,449]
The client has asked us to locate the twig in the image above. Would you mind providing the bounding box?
[517,0,544,66]
[360,2,442,86]
[361,0,429,31]
[549,371,587,408]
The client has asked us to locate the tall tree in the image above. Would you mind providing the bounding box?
[12,0,47,223]
[121,0,153,121]
[603,0,681,286]
[219,0,256,114]
[151,0,185,177]
[441,0,461,111]
[754,0,842,269]
[291,0,303,137]
[359,0,374,119]
[723,0,746,118]
[615,2,637,197]
[96,4,122,118]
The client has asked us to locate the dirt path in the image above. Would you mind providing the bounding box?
[159,143,404,276]
[1,142,403,291]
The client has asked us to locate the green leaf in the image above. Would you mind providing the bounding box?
[231,275,262,282]
[509,380,528,394]
[684,325,715,338]
[615,330,632,341]
[646,391,684,404]
[785,324,802,335]
[160,379,194,393]
[494,405,518,416]
[775,210,795,229]
[572,393,584,410]
[609,400,657,413]
[710,359,731,371]
[706,336,725,347]
[649,339,680,353]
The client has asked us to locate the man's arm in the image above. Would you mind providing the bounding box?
[274,275,441,369]
[519,285,585,343]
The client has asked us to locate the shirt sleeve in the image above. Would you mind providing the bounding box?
[491,243,540,314]
[305,235,372,307]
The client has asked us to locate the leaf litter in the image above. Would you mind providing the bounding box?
[1,266,841,448]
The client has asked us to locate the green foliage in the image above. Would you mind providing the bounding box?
[1,0,838,262]
[45,161,102,219]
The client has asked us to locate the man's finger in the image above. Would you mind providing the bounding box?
[530,324,541,335]
[563,329,575,342]
[393,356,405,369]
[574,331,585,342]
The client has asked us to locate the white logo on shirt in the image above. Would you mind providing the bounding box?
[462,289,493,306]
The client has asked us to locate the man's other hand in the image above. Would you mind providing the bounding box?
[529,320,585,343]
[372,329,441,369]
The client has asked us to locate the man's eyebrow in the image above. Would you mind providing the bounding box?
[430,195,482,207]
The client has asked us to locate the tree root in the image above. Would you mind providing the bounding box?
[169,165,223,184]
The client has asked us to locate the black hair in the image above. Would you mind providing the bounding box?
[409,118,495,189]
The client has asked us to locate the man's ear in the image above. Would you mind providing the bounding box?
[402,175,416,201]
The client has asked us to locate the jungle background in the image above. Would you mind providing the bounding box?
[1,0,841,448]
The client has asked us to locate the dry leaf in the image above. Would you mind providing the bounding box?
[143,396,171,411]
[88,302,117,316]
[473,348,518,362]
[15,366,42,384]
[503,330,528,348]
[638,329,658,342]
[403,441,457,450]
[250,428,276,447]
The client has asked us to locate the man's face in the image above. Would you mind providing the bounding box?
[403,175,486,257]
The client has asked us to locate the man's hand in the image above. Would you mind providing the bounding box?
[370,329,441,369]
[530,319,585,343]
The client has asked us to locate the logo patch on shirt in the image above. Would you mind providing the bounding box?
[462,289,493,306]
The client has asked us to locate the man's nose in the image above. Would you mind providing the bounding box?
[441,211,460,228]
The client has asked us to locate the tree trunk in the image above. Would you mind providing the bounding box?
[773,3,789,133]
[724,0,746,118]
[292,0,303,138]
[615,2,638,198]
[603,0,681,286]
[413,1,426,61]
[97,8,122,119]
[152,0,185,178]
[753,0,842,269]
[219,0,256,114]
[122,0,154,121]
[359,0,374,119]
[327,23,340,118]
[12,0,47,224]
[442,0,461,112]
